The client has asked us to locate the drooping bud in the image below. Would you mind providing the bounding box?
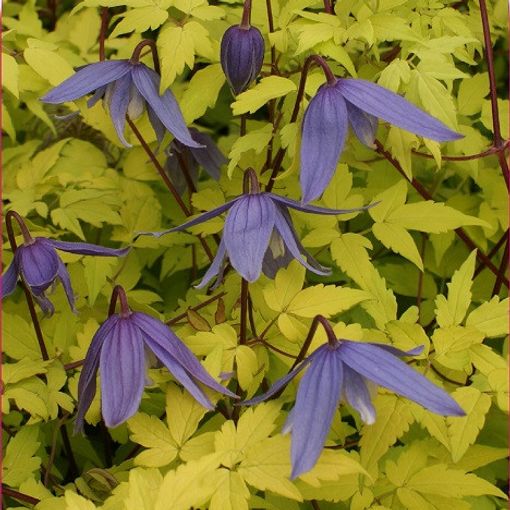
[220,25,264,95]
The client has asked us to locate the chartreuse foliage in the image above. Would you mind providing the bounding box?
[2,0,508,508]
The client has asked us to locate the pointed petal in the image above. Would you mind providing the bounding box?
[261,230,294,279]
[188,130,227,181]
[147,105,167,147]
[2,257,19,298]
[338,78,463,141]
[87,85,107,108]
[241,351,319,406]
[300,84,349,203]
[131,64,202,148]
[273,206,331,276]
[42,238,130,257]
[108,73,132,147]
[19,241,60,293]
[56,260,76,312]
[224,194,276,282]
[195,238,227,289]
[100,319,146,427]
[75,316,119,433]
[268,193,374,215]
[342,364,376,424]
[138,199,239,238]
[41,60,132,103]
[33,293,55,316]
[290,348,343,479]
[345,101,378,147]
[337,341,465,416]
[132,312,237,398]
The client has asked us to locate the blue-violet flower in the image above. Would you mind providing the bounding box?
[242,316,465,479]
[76,285,237,431]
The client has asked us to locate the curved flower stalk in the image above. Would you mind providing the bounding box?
[165,128,227,194]
[242,316,465,479]
[140,170,374,287]
[300,60,463,203]
[41,42,201,149]
[220,0,264,95]
[75,285,238,432]
[2,211,129,315]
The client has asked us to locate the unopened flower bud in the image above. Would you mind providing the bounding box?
[220,25,264,95]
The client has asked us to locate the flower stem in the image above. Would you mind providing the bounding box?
[412,141,509,162]
[2,487,40,506]
[265,0,278,73]
[323,0,333,14]
[166,291,226,325]
[5,211,49,361]
[492,236,509,295]
[374,139,509,288]
[240,0,252,28]
[243,167,261,194]
[98,7,109,62]
[108,285,131,317]
[126,117,215,262]
[240,279,249,345]
[130,39,161,74]
[474,229,508,278]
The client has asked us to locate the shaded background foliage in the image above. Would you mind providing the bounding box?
[2,0,509,508]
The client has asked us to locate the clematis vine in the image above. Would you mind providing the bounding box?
[41,40,200,149]
[75,285,238,431]
[220,0,264,95]
[242,315,465,479]
[141,169,374,287]
[299,56,463,203]
[2,211,129,315]
[165,128,227,195]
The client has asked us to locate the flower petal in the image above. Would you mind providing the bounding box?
[342,364,376,424]
[147,105,167,147]
[19,241,60,293]
[108,73,133,147]
[75,316,119,433]
[338,78,463,141]
[273,206,331,276]
[2,256,19,298]
[56,260,76,312]
[100,318,146,428]
[195,238,227,289]
[132,312,238,398]
[337,341,465,416]
[42,238,130,257]
[345,101,378,147]
[268,193,374,215]
[138,200,239,238]
[300,84,349,203]
[290,348,343,479]
[130,64,202,148]
[224,194,276,282]
[189,130,227,181]
[33,293,55,316]
[41,60,132,103]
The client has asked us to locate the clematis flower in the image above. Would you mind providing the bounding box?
[75,286,237,431]
[300,74,463,203]
[165,128,227,194]
[2,211,129,315]
[242,316,465,479]
[141,172,372,287]
[41,58,201,149]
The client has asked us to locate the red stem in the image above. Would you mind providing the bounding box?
[130,39,160,74]
[108,285,131,317]
[412,141,509,162]
[323,0,333,14]
[98,7,109,62]
[2,487,40,506]
[240,0,252,28]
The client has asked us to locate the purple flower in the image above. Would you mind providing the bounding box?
[165,128,227,194]
[221,25,265,95]
[41,60,201,149]
[2,218,129,315]
[300,78,463,203]
[242,317,465,479]
[75,286,237,431]
[141,190,372,287]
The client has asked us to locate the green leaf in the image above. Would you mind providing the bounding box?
[232,77,297,115]
[432,326,483,371]
[24,47,74,86]
[447,387,492,462]
[2,426,41,487]
[82,257,117,306]
[3,358,50,384]
[457,73,489,115]
[125,468,163,510]
[110,5,169,37]
[435,250,477,328]
[3,313,42,360]
[3,53,19,98]
[209,469,250,510]
[466,297,509,337]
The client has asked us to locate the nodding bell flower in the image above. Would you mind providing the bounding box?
[2,211,129,315]
[165,128,227,194]
[141,169,373,287]
[41,42,201,149]
[75,286,237,431]
[242,316,465,479]
[220,1,264,95]
[300,60,463,203]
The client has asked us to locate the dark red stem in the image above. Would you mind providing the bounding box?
[130,39,160,74]
[243,167,261,194]
[323,0,333,14]
[98,7,109,62]
[240,0,252,28]
[108,285,131,317]
[2,487,40,506]
[240,279,249,345]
